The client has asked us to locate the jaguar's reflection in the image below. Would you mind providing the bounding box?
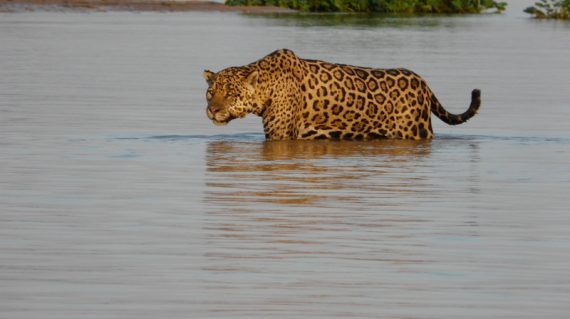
[204,139,433,208]
[202,138,481,270]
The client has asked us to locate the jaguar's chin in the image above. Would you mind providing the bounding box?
[211,113,236,126]
[212,119,229,126]
[207,108,236,126]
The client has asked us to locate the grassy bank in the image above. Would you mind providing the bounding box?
[225,0,507,13]
[0,0,295,13]
[525,0,570,19]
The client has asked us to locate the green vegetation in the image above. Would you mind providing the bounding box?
[524,0,570,19]
[225,0,507,13]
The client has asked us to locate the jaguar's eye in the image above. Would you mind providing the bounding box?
[206,90,213,100]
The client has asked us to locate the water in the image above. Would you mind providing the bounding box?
[1,6,570,319]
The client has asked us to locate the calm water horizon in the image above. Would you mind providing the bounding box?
[1,7,569,319]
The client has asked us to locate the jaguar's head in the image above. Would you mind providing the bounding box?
[203,67,262,126]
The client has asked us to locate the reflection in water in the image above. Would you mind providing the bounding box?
[205,139,433,208]
[247,13,450,29]
[201,139,492,318]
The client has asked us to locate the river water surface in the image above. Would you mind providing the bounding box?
[1,6,570,319]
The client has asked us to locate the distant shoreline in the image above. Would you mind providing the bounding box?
[0,0,296,13]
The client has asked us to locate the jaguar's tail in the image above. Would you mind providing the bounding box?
[430,89,481,125]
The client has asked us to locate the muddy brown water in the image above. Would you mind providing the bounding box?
[1,6,569,319]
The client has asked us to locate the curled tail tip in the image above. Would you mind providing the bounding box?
[431,88,481,125]
[471,89,481,112]
[472,88,481,100]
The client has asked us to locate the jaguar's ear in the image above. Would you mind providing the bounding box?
[203,70,216,85]
[245,70,259,90]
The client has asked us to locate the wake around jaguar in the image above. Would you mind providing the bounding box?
[203,49,480,140]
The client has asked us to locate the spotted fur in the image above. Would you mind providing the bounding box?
[203,49,481,140]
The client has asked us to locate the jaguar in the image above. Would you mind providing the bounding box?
[203,49,480,140]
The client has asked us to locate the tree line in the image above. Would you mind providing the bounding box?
[225,0,507,13]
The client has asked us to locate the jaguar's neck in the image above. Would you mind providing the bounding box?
[260,89,303,140]
[253,53,306,140]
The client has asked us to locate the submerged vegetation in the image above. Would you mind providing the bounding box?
[225,0,507,13]
[524,0,570,19]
